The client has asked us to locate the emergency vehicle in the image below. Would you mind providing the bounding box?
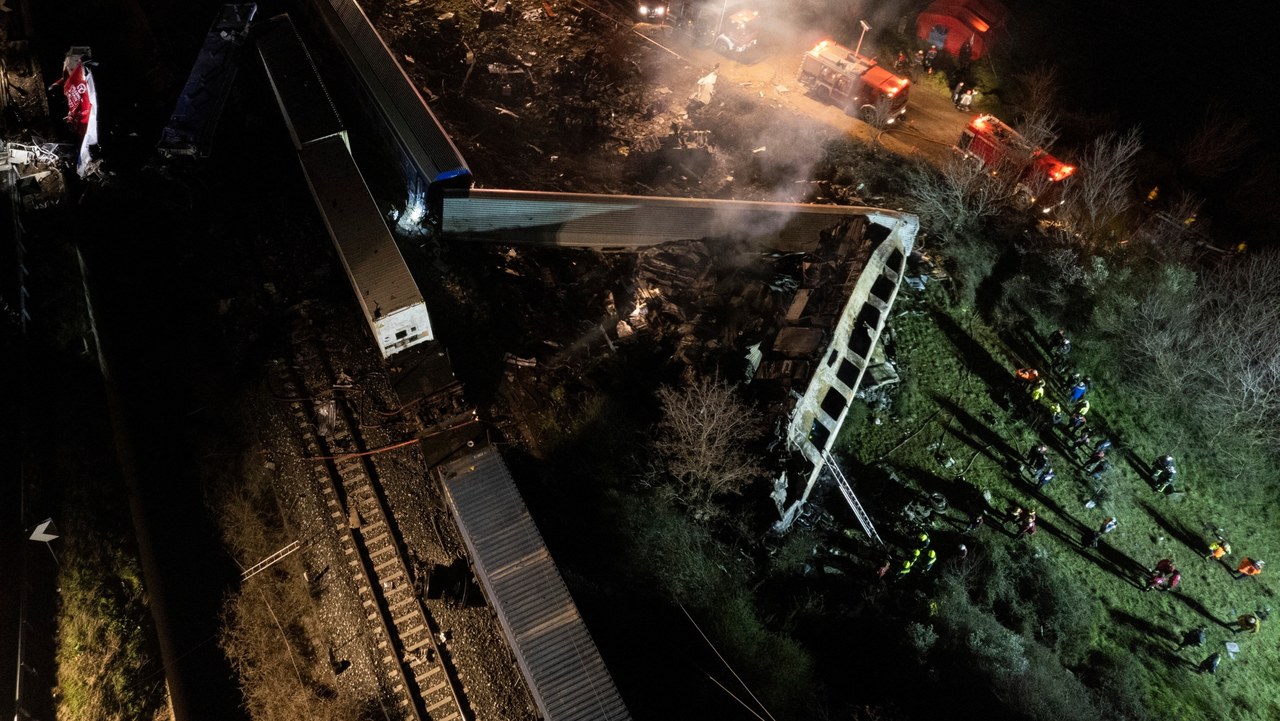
[713,8,759,55]
[957,114,1076,207]
[637,0,669,21]
[797,40,910,126]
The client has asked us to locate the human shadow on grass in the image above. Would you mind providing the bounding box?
[1109,610,1196,669]
[933,395,1022,470]
[1110,608,1179,642]
[1139,500,1206,558]
[932,310,1014,407]
[1173,592,1235,629]
[999,316,1050,373]
[1090,539,1150,588]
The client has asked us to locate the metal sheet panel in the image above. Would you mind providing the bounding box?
[440,448,631,721]
[443,188,877,249]
[319,0,470,183]
[297,136,434,356]
[159,4,257,158]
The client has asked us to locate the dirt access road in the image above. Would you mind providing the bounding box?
[641,21,970,167]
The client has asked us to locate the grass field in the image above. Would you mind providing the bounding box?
[835,283,1280,719]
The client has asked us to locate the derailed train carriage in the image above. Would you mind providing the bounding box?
[255,13,433,359]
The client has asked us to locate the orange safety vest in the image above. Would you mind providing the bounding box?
[1238,558,1262,576]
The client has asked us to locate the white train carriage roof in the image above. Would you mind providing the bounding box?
[297,136,430,337]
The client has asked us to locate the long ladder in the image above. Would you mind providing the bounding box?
[823,451,883,545]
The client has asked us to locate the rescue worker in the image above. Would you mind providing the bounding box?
[922,548,938,573]
[915,532,930,550]
[1008,504,1025,528]
[897,549,921,579]
[1015,510,1038,539]
[1035,465,1056,489]
[1029,378,1046,403]
[1047,329,1071,368]
[1073,399,1090,417]
[896,558,914,578]
[1088,517,1117,548]
[1196,652,1221,674]
[1067,411,1087,435]
[1024,443,1049,474]
[1084,449,1108,473]
[1205,539,1231,562]
[1235,557,1264,580]
[1046,401,1066,429]
[1152,455,1178,493]
[962,511,984,534]
[1233,613,1261,634]
[1145,558,1177,591]
[1176,626,1207,650]
[923,45,937,74]
[1008,368,1039,410]
[1069,377,1090,404]
[875,557,893,579]
[1047,328,1069,355]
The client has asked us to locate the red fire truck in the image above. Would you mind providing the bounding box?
[713,8,759,56]
[797,40,910,126]
[957,114,1076,207]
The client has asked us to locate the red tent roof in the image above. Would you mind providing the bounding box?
[917,0,1008,59]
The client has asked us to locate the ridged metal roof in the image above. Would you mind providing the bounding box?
[443,188,883,249]
[439,447,631,721]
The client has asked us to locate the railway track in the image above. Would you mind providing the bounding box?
[272,319,468,721]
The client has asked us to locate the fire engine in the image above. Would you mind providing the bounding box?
[797,40,910,126]
[957,114,1076,207]
[637,0,669,21]
[713,8,759,55]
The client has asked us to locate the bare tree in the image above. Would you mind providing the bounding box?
[652,374,764,519]
[1089,263,1199,402]
[1014,65,1059,117]
[907,156,1020,236]
[1194,250,1280,451]
[1012,66,1061,151]
[1180,105,1255,181]
[1059,128,1143,247]
[1129,191,1206,262]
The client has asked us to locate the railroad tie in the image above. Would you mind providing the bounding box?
[426,696,457,715]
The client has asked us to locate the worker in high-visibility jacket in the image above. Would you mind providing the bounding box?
[1235,557,1265,580]
[1205,540,1231,562]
